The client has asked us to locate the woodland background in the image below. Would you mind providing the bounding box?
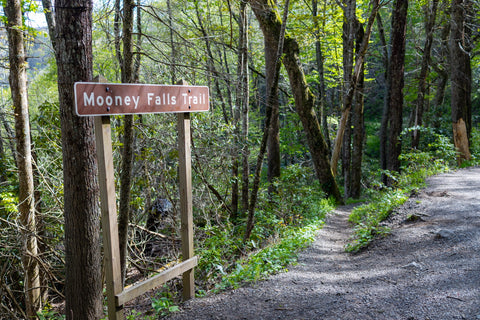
[0,0,479,319]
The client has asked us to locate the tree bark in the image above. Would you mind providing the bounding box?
[378,12,390,178]
[54,0,103,318]
[330,0,381,176]
[450,0,472,164]
[385,0,408,184]
[340,0,356,195]
[248,0,343,204]
[4,0,42,316]
[244,0,290,242]
[41,0,56,52]
[118,0,136,286]
[312,0,331,153]
[350,21,365,199]
[411,0,438,149]
[264,6,281,187]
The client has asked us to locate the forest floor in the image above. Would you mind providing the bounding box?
[167,167,480,320]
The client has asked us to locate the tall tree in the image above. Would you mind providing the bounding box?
[349,20,366,199]
[384,0,408,184]
[4,0,42,316]
[312,0,331,152]
[248,0,343,203]
[411,0,439,149]
[118,0,136,285]
[330,0,381,176]
[54,0,103,318]
[231,0,250,219]
[340,0,356,196]
[265,4,281,187]
[450,0,472,164]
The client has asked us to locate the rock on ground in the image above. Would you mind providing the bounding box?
[167,167,480,320]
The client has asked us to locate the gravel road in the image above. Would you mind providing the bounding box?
[168,167,480,320]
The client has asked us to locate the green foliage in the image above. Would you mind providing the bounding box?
[346,132,454,252]
[0,190,18,216]
[37,304,65,320]
[214,220,325,292]
[195,165,333,294]
[345,189,407,252]
[151,290,180,317]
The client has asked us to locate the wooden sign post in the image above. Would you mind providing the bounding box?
[76,79,208,319]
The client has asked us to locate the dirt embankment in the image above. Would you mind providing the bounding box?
[168,167,480,320]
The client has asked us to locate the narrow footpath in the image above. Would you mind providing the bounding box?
[168,167,480,320]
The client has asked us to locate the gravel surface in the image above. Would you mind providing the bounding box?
[168,167,480,320]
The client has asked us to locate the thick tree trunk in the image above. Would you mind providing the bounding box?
[4,0,42,316]
[411,0,438,149]
[265,22,281,186]
[54,0,103,318]
[249,0,343,203]
[350,22,365,199]
[450,0,472,164]
[386,0,408,183]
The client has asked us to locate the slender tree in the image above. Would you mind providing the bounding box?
[4,0,42,316]
[118,0,136,285]
[411,0,438,149]
[54,0,103,318]
[385,0,409,184]
[450,0,472,164]
[330,0,381,176]
[312,0,331,152]
[249,0,343,203]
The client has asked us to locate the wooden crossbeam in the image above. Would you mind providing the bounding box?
[115,256,198,306]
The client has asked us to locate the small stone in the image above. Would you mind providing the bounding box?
[401,262,423,270]
[434,229,455,239]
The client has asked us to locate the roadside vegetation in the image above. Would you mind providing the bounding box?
[1,0,480,319]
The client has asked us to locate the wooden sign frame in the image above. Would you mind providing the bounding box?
[91,78,203,320]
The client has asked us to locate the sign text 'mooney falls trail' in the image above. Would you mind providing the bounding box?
[74,82,210,116]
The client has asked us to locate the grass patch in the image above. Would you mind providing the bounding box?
[345,141,454,252]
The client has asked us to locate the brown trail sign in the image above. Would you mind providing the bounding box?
[75,82,209,116]
[77,79,208,320]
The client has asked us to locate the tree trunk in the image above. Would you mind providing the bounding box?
[244,0,291,242]
[231,0,250,220]
[249,0,343,204]
[350,22,365,199]
[4,0,42,316]
[265,11,281,187]
[377,12,390,179]
[0,123,5,183]
[118,0,136,286]
[330,0,381,175]
[411,0,438,149]
[340,0,356,195]
[41,0,56,51]
[385,0,408,184]
[450,0,472,164]
[54,0,103,318]
[195,1,231,124]
[312,0,331,153]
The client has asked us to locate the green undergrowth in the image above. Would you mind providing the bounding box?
[345,144,455,253]
[195,165,335,295]
[213,218,326,292]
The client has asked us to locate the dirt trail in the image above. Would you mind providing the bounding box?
[168,167,480,320]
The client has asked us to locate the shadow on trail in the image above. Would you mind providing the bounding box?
[168,168,480,320]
